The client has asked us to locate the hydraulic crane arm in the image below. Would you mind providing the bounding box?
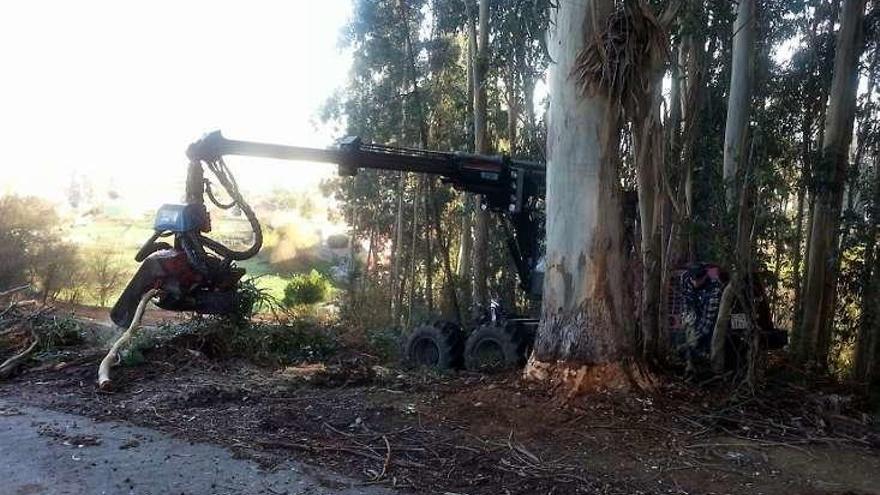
[185,130,546,297]
[186,131,544,213]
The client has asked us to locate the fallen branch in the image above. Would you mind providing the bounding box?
[256,439,427,469]
[0,300,37,320]
[0,322,24,337]
[97,289,158,389]
[374,435,392,481]
[0,285,30,299]
[0,330,39,378]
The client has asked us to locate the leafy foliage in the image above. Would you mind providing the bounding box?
[0,195,84,301]
[283,270,332,307]
[235,277,287,321]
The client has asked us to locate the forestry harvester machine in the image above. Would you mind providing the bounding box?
[111,131,546,371]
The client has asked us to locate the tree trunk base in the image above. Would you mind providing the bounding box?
[523,357,655,397]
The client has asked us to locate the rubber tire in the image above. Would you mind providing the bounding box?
[464,323,523,372]
[404,321,464,370]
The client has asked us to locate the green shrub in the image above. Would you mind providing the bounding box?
[283,270,331,307]
[34,315,84,351]
[235,277,286,321]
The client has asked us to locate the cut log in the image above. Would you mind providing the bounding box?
[97,289,158,389]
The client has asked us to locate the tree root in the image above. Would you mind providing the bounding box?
[97,289,158,390]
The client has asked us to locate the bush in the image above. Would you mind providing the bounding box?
[34,315,84,351]
[0,195,84,300]
[234,277,286,321]
[283,270,331,307]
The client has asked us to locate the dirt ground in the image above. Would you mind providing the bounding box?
[2,315,879,495]
[0,400,393,495]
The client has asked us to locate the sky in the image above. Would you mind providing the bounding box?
[0,1,353,210]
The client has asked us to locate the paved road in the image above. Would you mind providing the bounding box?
[0,400,393,495]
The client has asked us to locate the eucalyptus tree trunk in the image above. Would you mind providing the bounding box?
[724,0,755,211]
[474,0,489,156]
[667,42,683,164]
[635,99,664,360]
[524,0,637,394]
[658,39,684,351]
[406,176,422,326]
[457,0,477,312]
[711,168,755,374]
[430,190,463,323]
[507,54,519,155]
[679,7,707,262]
[795,14,830,339]
[425,178,434,312]
[855,153,880,383]
[790,111,812,339]
[347,209,359,310]
[471,0,490,307]
[361,227,377,299]
[712,0,756,372]
[770,196,787,316]
[633,49,668,360]
[457,204,473,307]
[722,0,755,211]
[853,50,879,383]
[799,0,867,366]
[523,74,537,152]
[472,200,489,306]
[390,172,406,322]
[465,0,476,150]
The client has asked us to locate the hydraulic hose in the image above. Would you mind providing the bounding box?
[199,158,263,261]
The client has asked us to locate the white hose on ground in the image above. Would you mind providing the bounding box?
[98,288,159,389]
